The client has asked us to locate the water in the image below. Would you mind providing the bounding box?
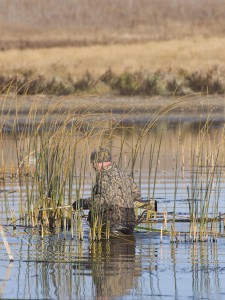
[1,114,225,299]
[1,228,225,299]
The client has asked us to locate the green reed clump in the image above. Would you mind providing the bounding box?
[110,72,140,95]
[166,76,189,96]
[1,100,90,233]
[0,74,46,95]
[2,89,225,242]
[186,119,224,242]
[109,70,169,96]
[31,124,85,229]
[73,71,95,92]
[185,68,225,94]
[45,77,75,95]
[141,72,168,95]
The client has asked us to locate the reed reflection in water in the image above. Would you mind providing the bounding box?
[1,229,225,299]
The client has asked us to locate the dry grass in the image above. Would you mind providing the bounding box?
[1,37,225,81]
[1,1,225,96]
[1,0,225,49]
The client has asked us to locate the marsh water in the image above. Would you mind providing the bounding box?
[1,99,225,299]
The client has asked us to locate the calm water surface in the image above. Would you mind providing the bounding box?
[1,115,225,299]
[1,228,225,299]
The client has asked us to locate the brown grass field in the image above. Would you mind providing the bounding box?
[1,1,225,95]
[1,37,225,78]
[1,0,225,48]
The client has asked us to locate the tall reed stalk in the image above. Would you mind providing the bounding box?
[1,90,224,243]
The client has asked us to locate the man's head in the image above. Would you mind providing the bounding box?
[90,148,112,171]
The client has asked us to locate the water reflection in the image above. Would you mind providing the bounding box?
[1,228,225,299]
[191,242,221,299]
[89,237,139,299]
[165,240,225,300]
[21,234,141,299]
[0,261,13,298]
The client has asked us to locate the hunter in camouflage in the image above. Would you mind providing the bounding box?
[73,147,156,235]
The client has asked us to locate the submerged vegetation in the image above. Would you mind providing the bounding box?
[0,90,225,243]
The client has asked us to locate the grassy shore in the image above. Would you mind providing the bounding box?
[1,1,225,96]
[2,37,225,76]
[1,37,225,96]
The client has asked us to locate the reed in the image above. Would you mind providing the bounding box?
[186,117,225,242]
[0,224,14,261]
[0,86,225,243]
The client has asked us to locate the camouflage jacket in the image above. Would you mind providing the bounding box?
[90,163,141,209]
[86,163,141,234]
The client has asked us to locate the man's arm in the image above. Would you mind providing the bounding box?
[131,180,142,202]
[134,199,157,211]
[131,179,157,212]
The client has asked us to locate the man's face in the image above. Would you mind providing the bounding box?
[92,162,104,171]
[92,161,112,171]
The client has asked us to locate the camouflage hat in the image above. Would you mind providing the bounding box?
[90,148,112,163]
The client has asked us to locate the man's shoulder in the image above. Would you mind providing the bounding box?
[104,165,119,175]
[109,164,123,173]
[106,164,132,179]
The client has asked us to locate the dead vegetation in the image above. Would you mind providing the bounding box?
[1,0,225,49]
[1,66,225,96]
[1,37,225,96]
[1,1,225,96]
